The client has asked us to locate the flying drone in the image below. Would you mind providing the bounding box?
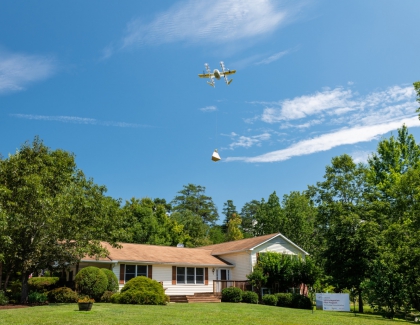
[198,61,236,87]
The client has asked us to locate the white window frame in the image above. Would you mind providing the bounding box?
[176,267,204,285]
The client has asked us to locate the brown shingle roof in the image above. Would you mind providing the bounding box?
[198,233,281,255]
[82,242,232,266]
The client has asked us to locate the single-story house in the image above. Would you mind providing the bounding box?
[68,232,308,298]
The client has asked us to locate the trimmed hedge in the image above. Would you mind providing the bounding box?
[75,266,108,300]
[242,291,258,304]
[275,293,312,309]
[112,276,168,305]
[276,293,293,307]
[101,268,119,293]
[221,287,243,303]
[262,294,278,306]
[28,277,60,293]
[47,287,78,303]
[101,290,115,302]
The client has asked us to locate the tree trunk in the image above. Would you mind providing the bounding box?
[4,272,10,291]
[358,290,364,313]
[0,261,2,289]
[20,271,30,304]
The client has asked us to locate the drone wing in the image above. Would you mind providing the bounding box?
[198,73,213,78]
[222,69,236,76]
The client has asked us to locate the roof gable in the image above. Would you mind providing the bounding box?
[198,233,309,256]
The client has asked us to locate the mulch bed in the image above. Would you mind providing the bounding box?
[0,305,29,310]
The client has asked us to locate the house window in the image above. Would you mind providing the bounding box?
[125,265,148,282]
[176,267,204,284]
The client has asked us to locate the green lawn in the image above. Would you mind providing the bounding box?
[0,303,411,325]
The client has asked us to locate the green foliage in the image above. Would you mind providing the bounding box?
[0,137,127,303]
[254,192,283,236]
[28,291,48,304]
[226,213,244,241]
[241,291,258,304]
[28,277,59,292]
[47,287,78,303]
[100,268,119,293]
[221,287,243,303]
[101,290,115,303]
[262,294,278,306]
[116,276,168,305]
[246,266,267,299]
[0,290,9,305]
[171,184,219,225]
[276,293,293,307]
[291,294,312,310]
[75,266,108,301]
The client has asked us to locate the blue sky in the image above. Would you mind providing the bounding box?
[1,0,419,220]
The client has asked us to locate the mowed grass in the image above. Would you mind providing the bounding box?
[0,303,410,325]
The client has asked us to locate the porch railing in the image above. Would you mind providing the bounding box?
[213,280,250,294]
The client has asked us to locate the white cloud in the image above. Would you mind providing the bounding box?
[226,116,420,163]
[11,114,150,128]
[255,50,289,65]
[121,0,297,48]
[0,51,56,94]
[228,132,271,149]
[261,88,354,122]
[351,150,371,164]
[200,106,217,112]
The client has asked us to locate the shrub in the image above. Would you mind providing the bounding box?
[100,268,119,293]
[221,287,243,303]
[47,287,78,303]
[28,277,60,293]
[0,290,9,306]
[276,293,293,307]
[242,291,258,304]
[28,291,48,304]
[291,294,312,309]
[116,276,168,305]
[101,290,115,303]
[262,294,278,306]
[75,266,108,301]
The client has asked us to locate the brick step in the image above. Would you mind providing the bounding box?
[186,294,221,303]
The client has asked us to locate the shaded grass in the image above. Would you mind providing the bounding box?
[0,303,411,325]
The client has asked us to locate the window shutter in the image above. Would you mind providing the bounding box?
[205,267,208,285]
[172,266,176,285]
[148,265,153,279]
[119,264,125,284]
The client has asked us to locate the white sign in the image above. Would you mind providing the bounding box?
[316,293,350,312]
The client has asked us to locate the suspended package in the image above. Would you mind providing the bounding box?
[212,149,221,162]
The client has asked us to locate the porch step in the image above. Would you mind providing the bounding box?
[186,293,221,303]
[168,295,188,303]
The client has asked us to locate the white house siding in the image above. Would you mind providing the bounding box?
[216,251,251,280]
[251,238,307,266]
[115,263,216,295]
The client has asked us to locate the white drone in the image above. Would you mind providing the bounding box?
[198,61,236,87]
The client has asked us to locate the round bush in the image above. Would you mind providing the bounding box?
[117,276,168,305]
[221,287,243,303]
[275,293,293,307]
[242,291,258,304]
[28,277,60,293]
[100,268,119,292]
[0,290,9,306]
[262,294,278,306]
[47,287,78,303]
[101,290,115,302]
[291,294,312,309]
[75,266,108,300]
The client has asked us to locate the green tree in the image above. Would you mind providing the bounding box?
[0,137,125,302]
[240,199,260,238]
[414,81,420,115]
[254,192,284,236]
[170,210,211,247]
[222,200,237,233]
[171,184,218,225]
[226,213,243,241]
[281,191,317,252]
[122,197,182,246]
[309,154,376,313]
